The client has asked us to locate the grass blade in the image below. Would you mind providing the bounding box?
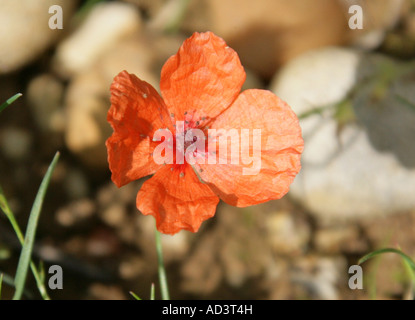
[150,283,155,300]
[359,248,415,271]
[0,273,3,299]
[12,152,60,300]
[0,271,34,299]
[0,93,22,114]
[129,291,142,300]
[0,93,50,299]
[0,184,50,299]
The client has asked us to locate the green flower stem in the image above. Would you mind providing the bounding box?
[0,185,50,300]
[155,226,170,300]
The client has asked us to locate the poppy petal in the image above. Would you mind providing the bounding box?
[107,71,173,187]
[196,89,304,207]
[160,32,246,122]
[137,165,219,235]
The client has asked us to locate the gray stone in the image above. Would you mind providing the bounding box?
[271,47,415,222]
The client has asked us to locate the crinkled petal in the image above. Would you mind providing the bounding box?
[106,71,173,187]
[160,32,246,122]
[137,165,219,235]
[196,89,304,207]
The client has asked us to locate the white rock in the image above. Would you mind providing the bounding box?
[0,0,77,74]
[54,2,142,77]
[271,47,415,222]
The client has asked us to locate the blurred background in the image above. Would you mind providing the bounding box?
[1,0,415,300]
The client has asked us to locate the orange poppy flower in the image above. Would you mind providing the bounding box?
[106,32,303,235]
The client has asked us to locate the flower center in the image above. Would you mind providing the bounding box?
[171,111,211,167]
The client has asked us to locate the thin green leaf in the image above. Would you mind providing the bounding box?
[403,258,415,284]
[0,184,50,299]
[129,291,142,300]
[150,283,155,300]
[359,248,415,271]
[0,93,22,114]
[0,271,33,299]
[13,152,60,300]
[0,91,51,300]
[0,273,3,299]
[38,260,46,283]
[0,272,14,288]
